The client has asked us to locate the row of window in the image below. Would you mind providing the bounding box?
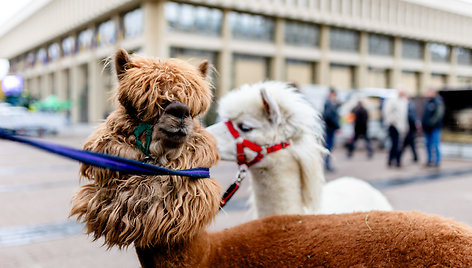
[166,2,222,36]
[9,2,472,72]
[165,2,471,64]
[168,47,472,91]
[20,47,472,106]
[13,8,144,70]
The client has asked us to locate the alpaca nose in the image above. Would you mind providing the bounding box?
[164,101,191,119]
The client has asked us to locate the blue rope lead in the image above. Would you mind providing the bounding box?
[0,128,210,178]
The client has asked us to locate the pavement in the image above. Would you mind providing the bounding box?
[0,127,471,267]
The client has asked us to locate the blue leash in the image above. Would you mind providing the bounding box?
[0,128,210,178]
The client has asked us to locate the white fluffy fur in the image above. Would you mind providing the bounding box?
[318,177,392,214]
[208,81,392,218]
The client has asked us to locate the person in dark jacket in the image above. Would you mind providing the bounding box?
[323,88,340,172]
[400,98,419,163]
[347,100,373,158]
[422,89,445,167]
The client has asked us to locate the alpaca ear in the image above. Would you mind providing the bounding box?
[260,88,281,125]
[115,49,132,80]
[198,60,210,79]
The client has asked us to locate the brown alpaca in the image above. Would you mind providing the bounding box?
[71,50,472,267]
[70,49,221,249]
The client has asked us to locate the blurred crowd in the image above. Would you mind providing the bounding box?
[322,86,445,172]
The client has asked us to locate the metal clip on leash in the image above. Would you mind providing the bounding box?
[219,165,248,209]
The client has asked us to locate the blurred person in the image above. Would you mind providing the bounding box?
[382,89,408,167]
[323,87,340,172]
[422,89,445,168]
[347,100,373,159]
[400,96,419,163]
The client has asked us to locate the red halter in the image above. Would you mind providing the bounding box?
[224,120,290,168]
[219,120,290,209]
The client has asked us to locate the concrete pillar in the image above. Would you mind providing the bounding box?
[88,59,106,123]
[142,0,168,58]
[355,31,368,89]
[24,78,31,95]
[419,43,431,96]
[270,18,285,81]
[70,65,85,123]
[390,37,402,88]
[112,14,122,43]
[54,69,68,100]
[448,46,458,87]
[31,77,40,98]
[40,73,52,98]
[316,25,330,85]
[217,9,233,97]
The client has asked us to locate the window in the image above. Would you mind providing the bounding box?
[233,54,270,88]
[26,52,35,68]
[16,56,25,71]
[367,67,389,88]
[97,20,116,46]
[368,34,393,56]
[457,76,472,86]
[170,47,219,125]
[78,29,94,51]
[166,2,222,36]
[48,43,60,61]
[36,48,48,65]
[401,71,420,96]
[123,8,143,38]
[9,57,23,72]
[284,20,319,47]
[402,39,423,60]
[330,27,359,52]
[329,64,354,90]
[456,47,472,65]
[62,36,76,56]
[429,43,450,63]
[229,12,274,41]
[170,47,217,63]
[9,59,17,73]
[430,73,446,88]
[285,59,314,85]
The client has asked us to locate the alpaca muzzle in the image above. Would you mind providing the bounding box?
[156,101,194,148]
[164,101,191,120]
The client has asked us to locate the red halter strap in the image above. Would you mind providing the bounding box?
[219,121,290,209]
[224,120,290,167]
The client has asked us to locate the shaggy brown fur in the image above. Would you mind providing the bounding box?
[70,49,220,248]
[70,50,472,267]
[137,211,472,267]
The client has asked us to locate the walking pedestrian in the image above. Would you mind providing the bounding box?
[382,89,408,167]
[422,89,445,167]
[347,100,373,158]
[323,88,340,172]
[400,97,419,163]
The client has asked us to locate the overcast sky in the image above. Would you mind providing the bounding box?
[0,0,31,28]
[0,0,37,78]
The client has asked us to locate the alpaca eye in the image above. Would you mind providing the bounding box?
[238,123,253,132]
[160,100,170,108]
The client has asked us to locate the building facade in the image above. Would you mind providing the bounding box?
[1,0,472,124]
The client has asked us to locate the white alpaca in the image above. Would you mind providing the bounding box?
[207,81,392,218]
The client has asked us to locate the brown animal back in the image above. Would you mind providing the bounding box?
[209,211,472,267]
